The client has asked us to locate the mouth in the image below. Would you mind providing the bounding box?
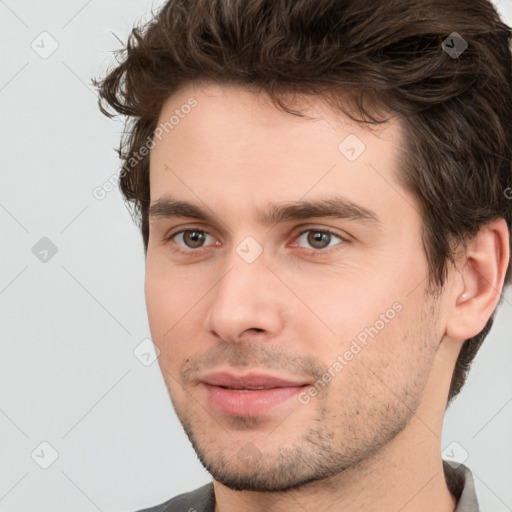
[199,371,311,417]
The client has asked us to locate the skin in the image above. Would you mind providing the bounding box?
[144,81,509,512]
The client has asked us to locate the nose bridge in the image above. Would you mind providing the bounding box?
[215,239,269,313]
[218,233,268,296]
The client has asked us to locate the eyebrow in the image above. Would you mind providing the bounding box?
[148,194,380,227]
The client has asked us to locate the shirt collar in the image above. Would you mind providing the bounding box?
[444,461,481,512]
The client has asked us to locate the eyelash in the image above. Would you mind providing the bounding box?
[164,226,346,255]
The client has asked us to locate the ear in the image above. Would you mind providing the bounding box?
[445,218,510,341]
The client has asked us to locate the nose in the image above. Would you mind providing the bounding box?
[204,248,284,343]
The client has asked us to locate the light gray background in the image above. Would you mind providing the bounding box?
[1,1,511,511]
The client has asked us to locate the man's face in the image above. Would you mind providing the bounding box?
[145,83,447,491]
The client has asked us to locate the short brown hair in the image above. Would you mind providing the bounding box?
[93,0,512,402]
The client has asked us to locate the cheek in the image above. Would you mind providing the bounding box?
[145,269,171,331]
[145,261,193,340]
[144,259,214,364]
[305,280,426,383]
[281,269,404,347]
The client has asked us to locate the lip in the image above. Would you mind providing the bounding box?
[200,371,310,417]
[200,371,309,389]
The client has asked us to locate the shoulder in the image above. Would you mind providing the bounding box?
[135,482,215,512]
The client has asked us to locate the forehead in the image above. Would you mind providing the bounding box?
[154,81,401,152]
[148,82,408,219]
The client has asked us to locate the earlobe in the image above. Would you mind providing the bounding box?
[445,218,510,341]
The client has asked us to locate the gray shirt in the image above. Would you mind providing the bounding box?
[138,461,479,512]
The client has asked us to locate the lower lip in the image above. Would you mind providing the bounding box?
[203,384,306,416]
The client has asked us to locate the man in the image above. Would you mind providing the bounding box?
[94,0,512,510]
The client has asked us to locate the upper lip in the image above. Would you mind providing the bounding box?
[200,371,310,389]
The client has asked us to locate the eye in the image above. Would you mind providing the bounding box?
[169,229,217,250]
[165,227,345,254]
[295,229,344,250]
